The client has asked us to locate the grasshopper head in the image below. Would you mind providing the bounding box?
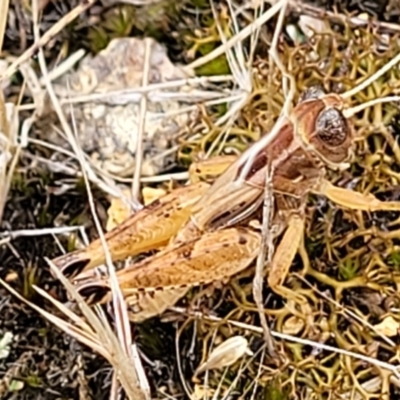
[295,87,354,171]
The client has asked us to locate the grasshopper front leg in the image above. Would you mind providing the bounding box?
[267,213,306,303]
[316,179,400,212]
[267,177,400,300]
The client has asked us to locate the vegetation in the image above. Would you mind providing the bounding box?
[1,0,400,399]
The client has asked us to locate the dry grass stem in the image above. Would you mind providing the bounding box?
[185,0,285,71]
[251,0,291,357]
[30,0,148,396]
[0,0,97,82]
[253,162,276,355]
[0,97,19,224]
[38,49,86,86]
[295,273,396,348]
[132,38,152,204]
[292,0,400,34]
[0,271,148,400]
[0,0,10,53]
[341,52,400,100]
[171,307,400,379]
[0,226,85,240]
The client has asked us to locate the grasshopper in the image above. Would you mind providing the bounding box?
[50,82,400,319]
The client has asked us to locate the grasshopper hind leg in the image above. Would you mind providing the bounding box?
[51,252,92,279]
[76,281,112,305]
[267,213,307,304]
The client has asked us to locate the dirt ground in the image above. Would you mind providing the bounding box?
[2,1,400,399]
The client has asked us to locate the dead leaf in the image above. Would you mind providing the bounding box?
[373,316,400,337]
[106,186,167,231]
[194,335,253,376]
[142,187,167,206]
[0,332,13,359]
[191,384,214,400]
[106,195,132,232]
[298,15,331,38]
[282,315,305,335]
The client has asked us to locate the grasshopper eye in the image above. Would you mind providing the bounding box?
[315,108,348,146]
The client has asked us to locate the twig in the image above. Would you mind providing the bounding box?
[132,38,152,204]
[291,0,400,34]
[175,319,195,399]
[237,0,292,184]
[268,0,293,116]
[205,0,252,157]
[31,0,148,397]
[0,0,10,52]
[0,102,20,225]
[38,49,86,86]
[253,160,276,356]
[0,226,84,239]
[50,74,235,104]
[185,0,286,72]
[342,53,400,99]
[170,307,400,379]
[294,272,396,348]
[54,89,234,107]
[18,89,242,115]
[345,96,400,118]
[24,142,191,184]
[0,0,97,82]
[249,346,266,400]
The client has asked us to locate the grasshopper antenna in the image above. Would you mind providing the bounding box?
[237,0,294,185]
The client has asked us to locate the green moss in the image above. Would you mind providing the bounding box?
[25,374,43,388]
[87,5,136,53]
[388,251,400,271]
[338,258,360,281]
[263,379,290,400]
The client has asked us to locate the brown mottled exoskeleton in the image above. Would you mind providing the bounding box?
[49,84,400,319]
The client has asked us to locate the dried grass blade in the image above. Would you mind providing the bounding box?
[32,284,94,334]
[0,93,19,224]
[45,259,119,350]
[0,0,9,52]
[44,260,148,400]
[0,278,107,359]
